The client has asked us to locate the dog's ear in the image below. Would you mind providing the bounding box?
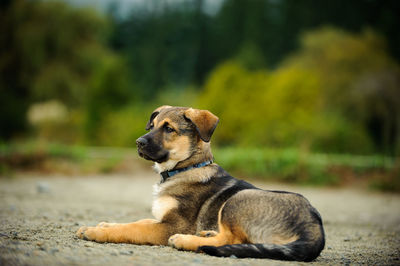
[184,108,219,142]
[146,105,171,130]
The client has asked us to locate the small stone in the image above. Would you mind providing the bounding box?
[191,257,203,263]
[33,250,44,256]
[37,182,51,193]
[120,250,133,255]
[50,248,59,255]
[11,240,20,245]
[229,255,237,259]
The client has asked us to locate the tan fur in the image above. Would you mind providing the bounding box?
[173,139,213,170]
[76,219,170,244]
[153,133,192,172]
[152,196,179,221]
[168,203,248,251]
[184,108,219,142]
[199,230,218,237]
[157,118,177,129]
[168,224,246,251]
[163,135,191,163]
[96,222,120,227]
[269,235,299,245]
[155,105,172,112]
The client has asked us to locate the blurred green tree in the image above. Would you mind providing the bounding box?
[214,0,400,68]
[108,0,400,103]
[290,28,400,155]
[110,2,213,99]
[199,28,400,155]
[0,0,132,141]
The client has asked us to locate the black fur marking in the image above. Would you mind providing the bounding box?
[137,128,169,163]
[197,167,256,230]
[146,111,159,130]
[167,166,258,232]
[199,241,321,261]
[267,190,293,194]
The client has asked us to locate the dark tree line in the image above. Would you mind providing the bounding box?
[108,0,400,98]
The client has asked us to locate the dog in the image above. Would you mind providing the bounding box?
[76,106,325,261]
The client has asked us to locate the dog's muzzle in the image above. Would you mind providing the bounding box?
[136,137,148,149]
[136,136,169,163]
[136,137,150,160]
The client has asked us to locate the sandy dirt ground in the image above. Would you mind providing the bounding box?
[0,169,400,265]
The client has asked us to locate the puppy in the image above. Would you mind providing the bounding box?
[77,106,325,261]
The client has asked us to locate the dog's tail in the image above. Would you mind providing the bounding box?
[198,238,324,261]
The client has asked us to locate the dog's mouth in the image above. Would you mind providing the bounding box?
[138,150,169,163]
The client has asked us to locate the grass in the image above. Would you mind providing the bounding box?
[213,147,398,189]
[0,141,398,191]
[0,141,139,175]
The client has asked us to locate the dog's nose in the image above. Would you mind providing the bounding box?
[136,137,148,148]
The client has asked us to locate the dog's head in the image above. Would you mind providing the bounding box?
[136,106,219,171]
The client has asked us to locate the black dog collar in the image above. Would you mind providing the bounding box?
[160,160,213,183]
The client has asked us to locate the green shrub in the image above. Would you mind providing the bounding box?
[213,147,395,186]
[199,28,400,155]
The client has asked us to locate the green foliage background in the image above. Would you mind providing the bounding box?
[1,0,400,187]
[199,28,400,155]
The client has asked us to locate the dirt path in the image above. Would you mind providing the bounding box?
[1,170,399,265]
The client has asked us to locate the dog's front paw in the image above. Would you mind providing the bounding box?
[76,226,108,242]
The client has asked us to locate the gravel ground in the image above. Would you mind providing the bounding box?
[0,170,399,265]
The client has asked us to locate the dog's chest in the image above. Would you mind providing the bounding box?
[152,184,178,221]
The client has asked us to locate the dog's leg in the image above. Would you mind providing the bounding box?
[76,219,170,245]
[96,222,120,228]
[96,219,156,228]
[199,230,218,237]
[168,224,247,251]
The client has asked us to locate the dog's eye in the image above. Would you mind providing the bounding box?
[164,126,175,133]
[149,123,154,130]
